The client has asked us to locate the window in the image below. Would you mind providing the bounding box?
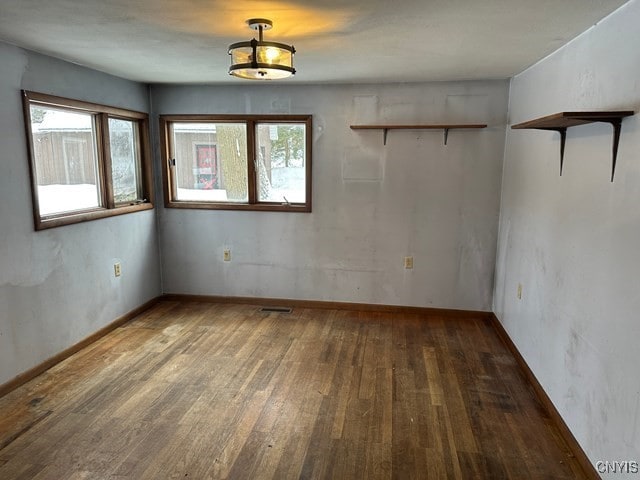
[23,91,153,230]
[160,115,312,212]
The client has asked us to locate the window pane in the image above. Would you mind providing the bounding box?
[109,118,142,203]
[171,122,248,202]
[30,105,100,216]
[256,123,306,203]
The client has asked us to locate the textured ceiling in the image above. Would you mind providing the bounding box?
[0,0,629,84]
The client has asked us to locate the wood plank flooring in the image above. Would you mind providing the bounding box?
[0,301,586,479]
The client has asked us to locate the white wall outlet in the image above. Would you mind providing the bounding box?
[404,256,414,269]
[517,283,523,300]
[114,262,122,277]
[223,249,231,262]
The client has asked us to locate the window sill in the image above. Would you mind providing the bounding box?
[36,202,154,230]
[164,200,311,213]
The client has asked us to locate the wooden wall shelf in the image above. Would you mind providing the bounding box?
[350,124,487,145]
[511,111,634,181]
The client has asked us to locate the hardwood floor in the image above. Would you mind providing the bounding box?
[0,301,586,479]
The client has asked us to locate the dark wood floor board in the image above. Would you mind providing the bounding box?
[204,391,272,479]
[364,441,392,479]
[184,405,247,475]
[139,421,223,480]
[504,411,579,479]
[3,412,96,472]
[298,394,339,478]
[228,379,324,480]
[0,301,588,479]
[439,403,466,479]
[0,460,44,480]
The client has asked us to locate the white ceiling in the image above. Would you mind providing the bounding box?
[0,0,629,84]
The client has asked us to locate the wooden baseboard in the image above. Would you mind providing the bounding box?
[161,293,493,319]
[0,296,160,399]
[489,313,600,480]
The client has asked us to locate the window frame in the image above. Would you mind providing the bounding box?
[160,114,312,212]
[22,90,154,231]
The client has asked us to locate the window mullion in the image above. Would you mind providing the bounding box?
[98,113,115,209]
[247,120,257,204]
[163,120,178,202]
[167,123,178,200]
[305,116,312,211]
[139,118,153,203]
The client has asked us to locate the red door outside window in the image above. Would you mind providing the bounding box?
[195,144,218,189]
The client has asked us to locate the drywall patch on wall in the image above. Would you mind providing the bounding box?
[342,146,383,182]
[380,101,424,124]
[0,233,63,288]
[269,97,291,114]
[455,220,494,308]
[351,95,378,124]
[445,94,489,124]
[313,116,326,143]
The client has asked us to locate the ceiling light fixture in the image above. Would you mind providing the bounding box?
[228,18,296,80]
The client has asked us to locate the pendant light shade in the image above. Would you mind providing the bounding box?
[228,19,296,80]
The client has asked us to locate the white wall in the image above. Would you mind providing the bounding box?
[0,42,161,386]
[494,0,640,475]
[153,81,508,310]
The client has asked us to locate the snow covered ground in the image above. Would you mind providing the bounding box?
[38,184,99,216]
[176,188,230,201]
[36,169,305,216]
[260,167,305,203]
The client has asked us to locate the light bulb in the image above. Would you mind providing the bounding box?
[265,47,280,64]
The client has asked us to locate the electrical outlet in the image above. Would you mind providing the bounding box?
[223,249,231,262]
[114,262,121,277]
[517,283,523,300]
[404,256,414,269]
